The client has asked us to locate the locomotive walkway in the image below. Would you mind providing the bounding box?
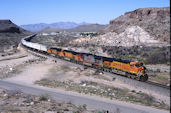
[0,79,169,113]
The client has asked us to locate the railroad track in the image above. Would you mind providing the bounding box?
[146,81,170,89]
[20,43,170,90]
[0,55,28,62]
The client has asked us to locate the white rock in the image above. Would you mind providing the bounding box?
[26,103,30,106]
[30,102,34,105]
[3,94,7,97]
[82,83,86,87]
[9,68,13,71]
[14,102,17,105]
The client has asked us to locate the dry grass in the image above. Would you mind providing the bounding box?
[35,79,170,110]
[149,72,170,85]
[0,88,102,113]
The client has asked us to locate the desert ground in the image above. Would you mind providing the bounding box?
[0,45,169,112]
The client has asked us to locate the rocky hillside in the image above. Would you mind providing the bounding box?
[101,7,170,42]
[0,20,25,33]
[70,26,165,46]
[0,20,30,52]
[71,7,170,46]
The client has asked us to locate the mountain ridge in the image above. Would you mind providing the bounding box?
[39,24,107,33]
[20,22,90,31]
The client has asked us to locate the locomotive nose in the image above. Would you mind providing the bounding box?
[143,66,146,70]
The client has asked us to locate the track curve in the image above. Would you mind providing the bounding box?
[21,34,170,90]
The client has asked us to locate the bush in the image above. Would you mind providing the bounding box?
[146,52,168,64]
[39,94,50,101]
[112,77,116,81]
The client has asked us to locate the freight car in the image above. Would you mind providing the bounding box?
[21,35,48,53]
[21,35,148,82]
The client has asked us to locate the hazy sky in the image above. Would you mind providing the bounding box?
[0,0,170,25]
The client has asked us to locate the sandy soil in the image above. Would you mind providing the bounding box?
[0,48,41,79]
[39,59,170,106]
[0,54,35,69]
[5,60,55,84]
[1,48,169,107]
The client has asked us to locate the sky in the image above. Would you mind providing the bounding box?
[0,0,170,25]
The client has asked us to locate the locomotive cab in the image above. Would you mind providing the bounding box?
[130,62,143,67]
[130,62,145,73]
[130,61,148,81]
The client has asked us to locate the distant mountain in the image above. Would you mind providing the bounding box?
[20,22,90,31]
[39,24,107,33]
[66,24,107,32]
[39,27,64,33]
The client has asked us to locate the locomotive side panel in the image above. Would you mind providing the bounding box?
[83,54,95,63]
[59,50,65,57]
[64,51,74,59]
[75,54,84,62]
[82,54,95,66]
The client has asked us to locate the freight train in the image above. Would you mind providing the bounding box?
[21,34,148,82]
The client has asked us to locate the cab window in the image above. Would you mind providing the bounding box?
[130,64,134,67]
[135,64,141,67]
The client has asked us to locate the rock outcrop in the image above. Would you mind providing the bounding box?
[0,20,25,33]
[101,7,170,42]
[71,7,170,46]
[0,20,30,52]
[71,26,166,46]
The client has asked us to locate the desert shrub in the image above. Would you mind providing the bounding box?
[39,94,50,101]
[101,46,170,65]
[145,51,168,64]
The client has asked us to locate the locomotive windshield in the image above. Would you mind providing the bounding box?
[135,62,143,67]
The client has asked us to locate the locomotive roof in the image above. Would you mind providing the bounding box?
[94,55,102,60]
[80,53,130,63]
[63,49,78,55]
[102,57,131,64]
[50,47,62,51]
[50,48,131,64]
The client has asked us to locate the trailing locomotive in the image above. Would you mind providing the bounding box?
[21,34,148,82]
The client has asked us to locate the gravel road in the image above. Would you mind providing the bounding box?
[0,80,169,113]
